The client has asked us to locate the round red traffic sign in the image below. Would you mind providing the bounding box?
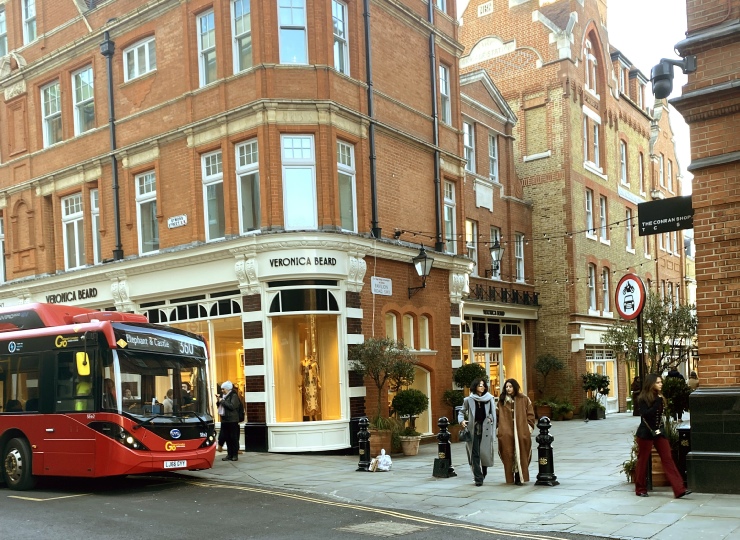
[615,274,646,320]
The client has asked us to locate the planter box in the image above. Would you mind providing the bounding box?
[399,436,421,456]
[369,429,392,458]
[535,404,552,419]
[587,407,606,420]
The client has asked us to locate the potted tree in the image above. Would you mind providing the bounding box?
[392,388,429,456]
[534,353,564,418]
[581,372,609,420]
[453,363,487,394]
[349,337,416,456]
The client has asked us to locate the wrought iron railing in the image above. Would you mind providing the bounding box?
[466,283,539,306]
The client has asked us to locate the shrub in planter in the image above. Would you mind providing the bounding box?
[453,363,487,392]
[662,376,692,419]
[535,353,565,398]
[392,388,429,433]
[442,389,464,423]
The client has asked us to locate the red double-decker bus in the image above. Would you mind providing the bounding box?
[0,303,217,490]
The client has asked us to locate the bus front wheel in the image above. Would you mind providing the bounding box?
[3,438,36,490]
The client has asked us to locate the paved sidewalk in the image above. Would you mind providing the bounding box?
[184,413,740,540]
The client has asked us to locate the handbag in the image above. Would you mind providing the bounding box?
[458,425,472,443]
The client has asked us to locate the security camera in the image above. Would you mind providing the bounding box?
[650,55,697,99]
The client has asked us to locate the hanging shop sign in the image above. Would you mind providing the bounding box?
[638,196,693,236]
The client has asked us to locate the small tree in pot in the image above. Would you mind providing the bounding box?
[581,372,610,420]
[534,353,564,418]
[349,337,416,459]
[453,363,487,393]
[392,388,429,456]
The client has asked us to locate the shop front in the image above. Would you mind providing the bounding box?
[462,304,538,397]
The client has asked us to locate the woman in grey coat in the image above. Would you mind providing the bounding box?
[458,378,496,486]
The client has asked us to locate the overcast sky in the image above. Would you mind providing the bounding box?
[457,0,693,192]
[607,0,692,193]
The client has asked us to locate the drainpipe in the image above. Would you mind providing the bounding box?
[428,2,444,252]
[100,31,124,261]
[363,0,381,240]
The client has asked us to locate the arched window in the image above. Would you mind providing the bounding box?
[385,313,397,340]
[419,316,430,350]
[402,314,414,349]
[584,40,598,95]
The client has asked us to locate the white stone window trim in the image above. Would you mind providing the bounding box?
[523,150,551,162]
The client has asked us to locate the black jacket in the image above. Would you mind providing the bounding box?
[636,395,665,440]
[218,390,241,423]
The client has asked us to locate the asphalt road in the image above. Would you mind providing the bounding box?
[1,475,604,540]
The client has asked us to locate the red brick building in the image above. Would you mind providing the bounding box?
[670,0,740,493]
[458,0,687,411]
[0,0,534,451]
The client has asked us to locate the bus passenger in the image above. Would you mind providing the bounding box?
[163,389,174,414]
[5,400,23,412]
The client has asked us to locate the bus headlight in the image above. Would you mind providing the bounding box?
[90,422,149,451]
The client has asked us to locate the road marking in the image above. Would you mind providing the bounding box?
[185,480,567,540]
[7,493,91,502]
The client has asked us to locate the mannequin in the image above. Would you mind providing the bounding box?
[301,355,321,421]
[300,315,321,421]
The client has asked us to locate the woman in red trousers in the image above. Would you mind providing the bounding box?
[634,373,690,498]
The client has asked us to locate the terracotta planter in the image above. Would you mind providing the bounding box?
[399,435,421,456]
[562,410,574,420]
[535,404,552,419]
[369,429,392,458]
[448,424,462,443]
[651,448,670,486]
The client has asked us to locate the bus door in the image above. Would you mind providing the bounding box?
[42,349,96,477]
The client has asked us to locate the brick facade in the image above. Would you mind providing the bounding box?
[459,0,687,410]
[671,0,740,495]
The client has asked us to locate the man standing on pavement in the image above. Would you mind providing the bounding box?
[217,381,241,461]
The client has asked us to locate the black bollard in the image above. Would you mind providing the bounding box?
[433,417,457,478]
[356,416,371,471]
[534,416,559,486]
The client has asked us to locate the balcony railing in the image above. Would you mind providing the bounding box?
[466,283,539,306]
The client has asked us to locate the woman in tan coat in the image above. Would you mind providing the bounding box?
[496,378,535,485]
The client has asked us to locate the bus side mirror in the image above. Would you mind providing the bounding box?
[76,352,91,377]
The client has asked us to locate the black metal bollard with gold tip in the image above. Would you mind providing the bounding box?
[535,416,559,486]
[356,416,371,471]
[433,417,457,478]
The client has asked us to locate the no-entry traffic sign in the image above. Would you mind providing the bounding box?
[615,274,646,320]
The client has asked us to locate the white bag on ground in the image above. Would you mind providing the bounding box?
[375,449,392,471]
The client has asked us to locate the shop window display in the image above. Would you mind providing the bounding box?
[272,314,340,422]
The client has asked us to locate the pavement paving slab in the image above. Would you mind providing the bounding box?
[184,412,740,540]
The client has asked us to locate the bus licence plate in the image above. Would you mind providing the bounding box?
[164,460,187,469]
